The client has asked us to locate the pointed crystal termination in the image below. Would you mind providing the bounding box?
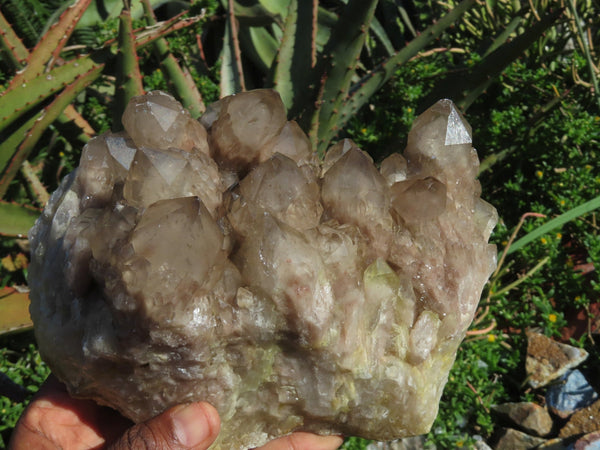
[28,92,497,449]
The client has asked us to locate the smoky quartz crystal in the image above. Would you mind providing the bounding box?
[28,90,497,449]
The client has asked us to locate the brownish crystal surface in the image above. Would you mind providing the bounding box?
[28,90,498,449]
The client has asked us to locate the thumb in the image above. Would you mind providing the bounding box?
[108,402,220,450]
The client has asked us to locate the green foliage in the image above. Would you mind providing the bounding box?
[0,332,50,447]
[0,201,39,237]
[218,0,478,153]
[342,436,372,449]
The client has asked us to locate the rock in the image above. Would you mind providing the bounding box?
[559,399,600,439]
[492,402,554,437]
[366,436,431,450]
[472,435,494,450]
[573,431,600,449]
[526,330,589,389]
[28,91,498,449]
[546,370,599,419]
[537,437,573,449]
[494,428,547,449]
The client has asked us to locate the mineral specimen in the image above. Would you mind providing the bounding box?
[28,90,498,449]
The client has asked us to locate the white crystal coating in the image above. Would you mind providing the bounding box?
[28,90,497,449]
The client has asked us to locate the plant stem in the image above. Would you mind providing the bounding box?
[566,0,600,110]
[492,256,550,298]
[20,161,49,208]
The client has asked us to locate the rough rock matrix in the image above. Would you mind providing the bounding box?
[29,90,498,449]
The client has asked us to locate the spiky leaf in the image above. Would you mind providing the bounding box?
[9,0,93,88]
[273,0,317,117]
[113,6,144,130]
[0,287,32,335]
[0,201,39,237]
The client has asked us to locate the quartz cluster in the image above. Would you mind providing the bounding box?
[28,90,498,449]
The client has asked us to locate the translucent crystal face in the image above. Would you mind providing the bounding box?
[28,91,497,449]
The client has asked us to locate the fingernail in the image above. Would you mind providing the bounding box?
[172,403,211,447]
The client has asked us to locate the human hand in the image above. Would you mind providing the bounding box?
[9,375,343,450]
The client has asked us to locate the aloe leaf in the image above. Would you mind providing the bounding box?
[255,0,290,18]
[223,0,287,26]
[239,26,279,76]
[370,15,395,56]
[10,0,93,88]
[141,0,205,117]
[62,104,95,139]
[0,0,44,48]
[0,65,103,197]
[0,9,29,69]
[0,9,200,134]
[77,0,171,28]
[0,201,39,237]
[21,160,49,208]
[315,7,335,51]
[566,0,600,110]
[482,14,523,57]
[0,112,42,184]
[479,94,562,173]
[424,7,563,111]
[113,5,145,130]
[0,287,32,335]
[314,0,378,147]
[0,50,111,134]
[273,0,317,117]
[397,3,417,38]
[507,195,600,256]
[321,0,476,153]
[220,6,245,97]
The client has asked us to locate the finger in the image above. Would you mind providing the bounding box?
[107,402,220,450]
[256,432,343,450]
[9,375,131,450]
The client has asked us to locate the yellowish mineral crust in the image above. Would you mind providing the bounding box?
[28,90,498,449]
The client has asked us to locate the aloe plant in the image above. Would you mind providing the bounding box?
[0,0,211,336]
[422,7,564,112]
[0,0,206,199]
[219,0,479,153]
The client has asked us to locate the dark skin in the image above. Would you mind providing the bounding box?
[9,375,343,450]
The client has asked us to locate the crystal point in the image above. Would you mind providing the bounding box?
[28,92,497,449]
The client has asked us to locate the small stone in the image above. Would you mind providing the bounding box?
[559,399,600,439]
[546,370,599,419]
[574,431,600,449]
[472,435,493,450]
[492,402,553,437]
[536,437,573,449]
[526,330,589,388]
[494,428,547,450]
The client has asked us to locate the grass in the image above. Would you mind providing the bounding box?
[0,332,50,448]
[1,0,600,448]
